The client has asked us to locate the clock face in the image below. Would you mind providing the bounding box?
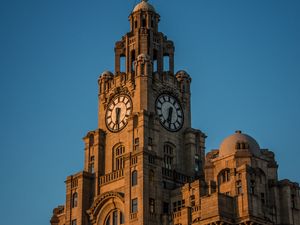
[156,94,184,132]
[105,95,132,132]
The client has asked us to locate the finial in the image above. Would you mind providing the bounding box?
[142,0,148,2]
[235,130,242,134]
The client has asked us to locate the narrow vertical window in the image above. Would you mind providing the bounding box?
[163,144,174,170]
[113,211,118,225]
[134,138,139,151]
[120,55,126,72]
[131,198,138,213]
[261,193,265,205]
[131,170,137,186]
[163,55,169,71]
[72,192,78,208]
[71,219,77,225]
[236,180,242,194]
[114,145,125,171]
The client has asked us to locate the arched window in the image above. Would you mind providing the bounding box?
[218,169,230,184]
[114,145,125,171]
[105,210,124,225]
[131,170,137,186]
[163,144,174,170]
[72,192,78,208]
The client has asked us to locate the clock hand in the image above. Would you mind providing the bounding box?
[167,107,173,123]
[115,107,121,128]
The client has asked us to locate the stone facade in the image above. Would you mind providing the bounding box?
[50,1,300,225]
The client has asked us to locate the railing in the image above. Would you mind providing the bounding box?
[172,211,181,219]
[192,205,201,213]
[162,168,191,184]
[130,212,137,220]
[99,169,124,186]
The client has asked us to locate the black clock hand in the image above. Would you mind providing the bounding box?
[115,107,121,128]
[167,107,173,123]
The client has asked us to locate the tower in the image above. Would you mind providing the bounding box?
[51,1,300,225]
[51,1,206,225]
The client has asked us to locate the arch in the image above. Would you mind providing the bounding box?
[218,168,231,184]
[113,144,125,171]
[87,192,125,225]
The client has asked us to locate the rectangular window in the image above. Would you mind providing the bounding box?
[131,198,138,213]
[134,138,139,151]
[131,170,137,186]
[71,219,77,225]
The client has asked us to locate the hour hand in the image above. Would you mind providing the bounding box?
[167,107,173,123]
[115,107,121,127]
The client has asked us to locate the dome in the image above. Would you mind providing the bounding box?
[133,0,156,13]
[219,131,261,157]
[100,70,114,79]
[176,70,191,82]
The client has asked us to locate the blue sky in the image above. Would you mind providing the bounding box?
[0,1,299,225]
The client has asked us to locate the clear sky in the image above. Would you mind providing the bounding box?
[0,0,299,225]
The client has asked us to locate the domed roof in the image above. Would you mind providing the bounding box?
[176,70,191,81]
[133,0,156,13]
[219,131,261,157]
[101,70,114,79]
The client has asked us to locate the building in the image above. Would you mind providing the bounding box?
[50,1,300,225]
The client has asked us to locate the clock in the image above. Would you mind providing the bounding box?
[155,94,184,132]
[105,94,132,132]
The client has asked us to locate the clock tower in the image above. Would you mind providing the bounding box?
[51,1,206,225]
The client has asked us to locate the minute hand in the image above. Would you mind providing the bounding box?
[167,107,173,123]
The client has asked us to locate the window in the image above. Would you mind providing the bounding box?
[236,180,242,194]
[163,55,169,71]
[292,194,296,208]
[250,180,255,194]
[261,193,265,205]
[149,170,154,183]
[148,137,153,150]
[190,195,195,206]
[114,145,125,171]
[163,144,174,170]
[131,50,135,72]
[172,200,184,212]
[131,170,137,186]
[195,155,200,172]
[219,169,230,184]
[105,210,124,225]
[71,219,77,225]
[131,198,138,213]
[142,15,146,27]
[120,56,126,73]
[72,192,78,208]
[149,198,155,214]
[89,163,94,173]
[163,202,169,214]
[134,138,139,151]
